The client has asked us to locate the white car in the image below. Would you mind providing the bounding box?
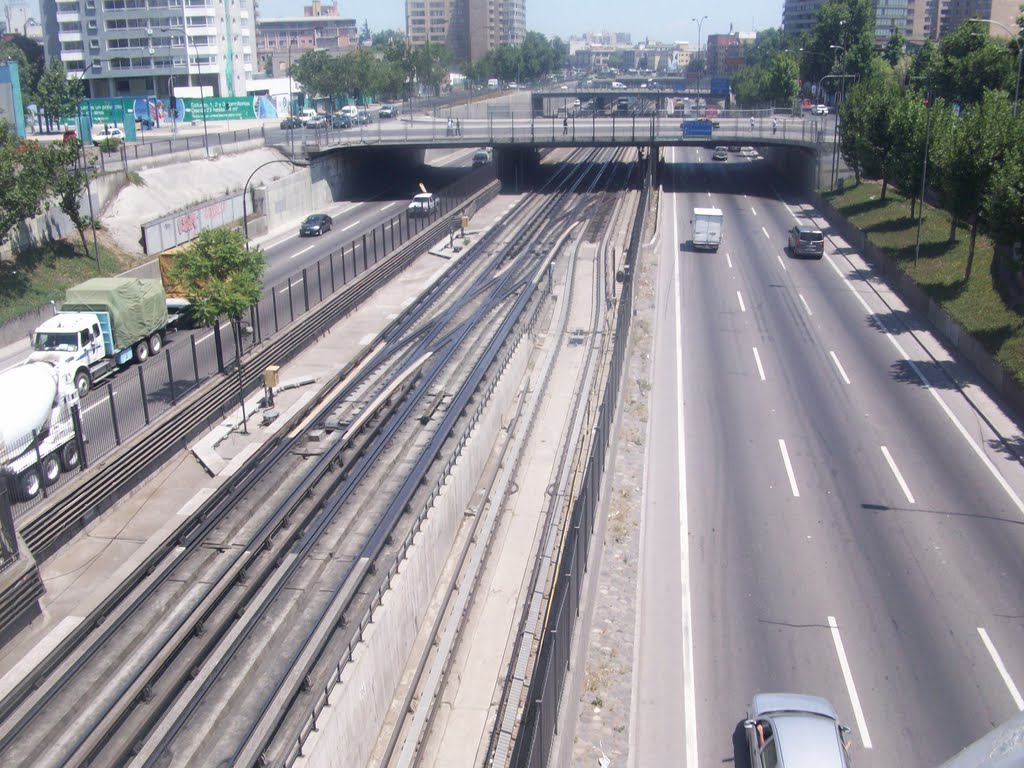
[91,125,125,145]
[407,192,439,217]
[812,104,829,115]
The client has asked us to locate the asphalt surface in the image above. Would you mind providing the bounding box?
[632,146,1024,768]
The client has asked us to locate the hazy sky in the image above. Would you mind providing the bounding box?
[259,0,785,44]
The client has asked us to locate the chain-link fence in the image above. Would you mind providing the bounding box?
[8,166,496,521]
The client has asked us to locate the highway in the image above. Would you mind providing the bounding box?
[632,146,1024,767]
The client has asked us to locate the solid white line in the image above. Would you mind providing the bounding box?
[83,394,114,415]
[277,277,304,294]
[379,202,397,211]
[752,347,766,381]
[828,616,873,748]
[779,439,799,497]
[978,627,1024,710]
[726,253,733,269]
[799,293,812,316]
[776,254,788,271]
[881,446,915,504]
[736,291,746,313]
[751,206,757,216]
[829,351,851,384]
[761,226,770,240]
[340,219,362,232]
[290,243,315,259]
[671,159,700,768]
[824,254,1024,516]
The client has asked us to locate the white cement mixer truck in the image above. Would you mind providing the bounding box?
[0,362,82,502]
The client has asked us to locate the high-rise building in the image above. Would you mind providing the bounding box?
[406,0,525,64]
[942,0,1020,36]
[40,0,257,99]
[909,0,948,43]
[782,0,829,36]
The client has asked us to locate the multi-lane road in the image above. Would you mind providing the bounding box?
[632,146,1024,767]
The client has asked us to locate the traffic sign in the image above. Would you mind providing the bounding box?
[682,120,713,137]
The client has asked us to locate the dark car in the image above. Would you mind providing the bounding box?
[353,112,372,125]
[744,693,853,768]
[788,224,825,258]
[299,213,333,236]
[712,146,728,161]
[280,116,303,129]
[378,104,397,118]
[331,114,353,129]
[303,114,327,129]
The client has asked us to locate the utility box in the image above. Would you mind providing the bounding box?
[263,365,280,389]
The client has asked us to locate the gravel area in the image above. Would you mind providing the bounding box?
[101,147,296,255]
[571,192,659,766]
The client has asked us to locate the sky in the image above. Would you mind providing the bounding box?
[257,0,785,45]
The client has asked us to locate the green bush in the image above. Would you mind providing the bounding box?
[98,137,121,153]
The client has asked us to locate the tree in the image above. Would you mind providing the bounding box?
[47,143,90,256]
[607,51,628,72]
[983,140,1024,252]
[931,21,1016,104]
[0,123,55,247]
[372,29,405,49]
[883,29,906,66]
[36,57,78,132]
[932,90,1018,280]
[0,35,44,109]
[889,90,932,218]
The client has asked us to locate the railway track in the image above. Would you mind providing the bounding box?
[0,147,638,767]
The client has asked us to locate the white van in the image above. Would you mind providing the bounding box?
[487,78,499,89]
[299,108,318,120]
[339,105,358,118]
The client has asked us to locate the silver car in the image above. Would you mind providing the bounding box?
[744,693,852,767]
[788,225,825,258]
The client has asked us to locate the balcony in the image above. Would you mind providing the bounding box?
[58,31,83,42]
[56,11,81,22]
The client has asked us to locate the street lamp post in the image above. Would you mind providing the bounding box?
[829,44,847,190]
[159,26,210,157]
[692,15,708,113]
[73,62,101,272]
[242,158,309,249]
[287,37,297,156]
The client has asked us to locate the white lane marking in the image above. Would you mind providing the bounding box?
[778,439,799,497]
[752,347,766,381]
[672,154,700,768]
[829,351,851,384]
[340,219,362,232]
[776,254,788,271]
[290,243,315,259]
[823,254,1024,516]
[828,616,873,748]
[379,202,397,211]
[726,253,733,269]
[761,226,770,240]
[83,394,114,415]
[880,446,915,504]
[799,293,813,316]
[751,206,757,216]
[736,291,746,313]
[978,627,1024,710]
[277,277,304,294]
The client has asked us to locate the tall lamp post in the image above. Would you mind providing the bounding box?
[287,37,298,155]
[692,15,708,113]
[242,158,309,249]
[73,62,101,271]
[829,43,847,190]
[158,26,210,157]
[972,19,1022,118]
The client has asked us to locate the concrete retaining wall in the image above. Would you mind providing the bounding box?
[813,193,1024,420]
[295,327,533,768]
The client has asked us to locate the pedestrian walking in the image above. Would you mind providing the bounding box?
[749,115,755,130]
[562,116,569,136]
[456,118,461,136]
[447,117,453,136]
[772,117,778,135]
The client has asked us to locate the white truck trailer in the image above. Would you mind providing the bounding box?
[0,362,81,501]
[691,207,724,252]
[28,277,168,398]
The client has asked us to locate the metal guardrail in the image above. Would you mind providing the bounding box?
[15,174,501,561]
[508,150,652,768]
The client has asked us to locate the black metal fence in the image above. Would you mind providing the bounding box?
[9,166,496,521]
[509,154,651,768]
[90,126,267,173]
[0,486,18,572]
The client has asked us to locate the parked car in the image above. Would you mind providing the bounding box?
[331,113,353,129]
[407,192,439,217]
[712,146,728,161]
[788,224,825,258]
[299,213,333,236]
[744,693,852,768]
[812,103,829,115]
[378,104,398,118]
[303,114,327,129]
[91,125,125,145]
[280,116,303,130]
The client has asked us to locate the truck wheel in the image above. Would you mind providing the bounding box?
[61,442,81,471]
[148,332,163,356]
[134,340,150,363]
[74,370,92,398]
[41,454,61,486]
[18,467,42,501]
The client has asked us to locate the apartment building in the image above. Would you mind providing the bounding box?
[782,0,950,44]
[40,0,257,99]
[942,0,1020,36]
[406,0,525,64]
